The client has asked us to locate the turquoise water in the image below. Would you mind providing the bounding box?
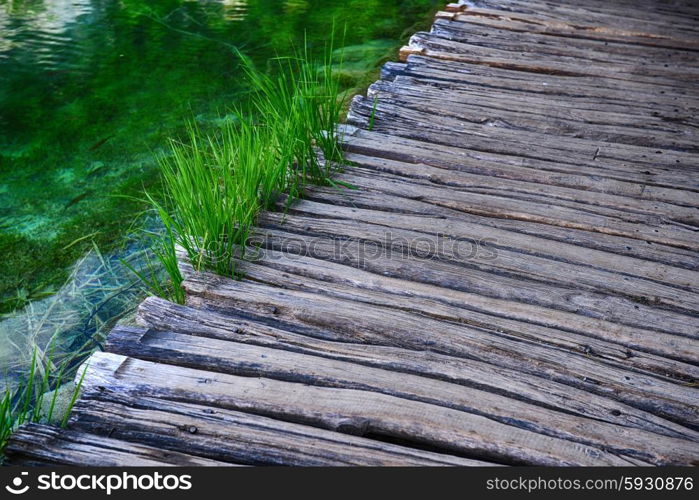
[0,0,439,382]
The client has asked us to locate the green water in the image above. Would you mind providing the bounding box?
[0,0,440,382]
[0,0,439,310]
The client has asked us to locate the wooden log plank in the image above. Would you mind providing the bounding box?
[181,237,699,376]
[259,205,699,314]
[472,0,699,35]
[429,20,699,81]
[348,96,699,177]
[403,31,699,88]
[476,0,699,19]
[331,156,696,250]
[347,103,699,195]
[397,40,699,89]
[345,114,697,210]
[358,92,699,166]
[344,152,699,226]
[136,296,699,442]
[70,390,482,466]
[386,56,699,115]
[334,163,699,257]
[433,13,699,61]
[5,423,229,466]
[181,271,699,426]
[480,0,699,21]
[306,181,699,274]
[254,223,699,340]
[379,73,698,129]
[479,0,699,30]
[368,78,698,151]
[373,80,698,150]
[342,128,699,209]
[430,17,699,65]
[335,162,699,239]
[78,352,654,465]
[227,247,699,377]
[438,10,698,53]
[442,6,699,50]
[104,325,699,465]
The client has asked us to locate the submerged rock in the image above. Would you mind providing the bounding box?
[38,381,78,425]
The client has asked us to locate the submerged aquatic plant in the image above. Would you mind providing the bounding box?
[0,239,148,459]
[142,41,348,300]
[0,349,86,460]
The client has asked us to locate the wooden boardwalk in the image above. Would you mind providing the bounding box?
[7,0,699,466]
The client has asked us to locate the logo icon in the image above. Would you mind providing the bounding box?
[5,472,29,495]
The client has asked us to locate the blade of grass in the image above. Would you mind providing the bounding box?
[137,34,349,298]
[61,363,87,428]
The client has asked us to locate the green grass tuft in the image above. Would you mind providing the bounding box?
[141,41,347,297]
[0,349,86,460]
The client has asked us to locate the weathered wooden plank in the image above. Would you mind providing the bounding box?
[471,0,699,36]
[331,154,699,250]
[105,325,699,465]
[378,73,698,129]
[347,106,699,197]
[136,296,699,442]
[402,31,699,88]
[5,423,230,466]
[254,222,699,340]
[181,271,699,426]
[430,17,699,65]
[342,129,699,208]
[79,352,653,465]
[306,180,699,273]
[428,21,699,83]
[384,56,699,116]
[227,247,699,373]
[343,152,699,226]
[380,81,697,151]
[440,6,699,50]
[70,390,483,466]
[184,241,699,380]
[258,207,699,315]
[432,14,699,62]
[377,69,699,153]
[348,96,699,177]
[480,0,699,29]
[480,0,699,22]
[368,78,698,150]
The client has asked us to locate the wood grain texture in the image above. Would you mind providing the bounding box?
[105,323,699,465]
[341,133,699,209]
[181,269,699,428]
[134,297,698,443]
[6,0,699,467]
[78,352,653,466]
[5,424,231,466]
[70,389,493,466]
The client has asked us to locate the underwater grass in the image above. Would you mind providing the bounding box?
[0,240,148,460]
[0,349,86,460]
[141,42,348,300]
